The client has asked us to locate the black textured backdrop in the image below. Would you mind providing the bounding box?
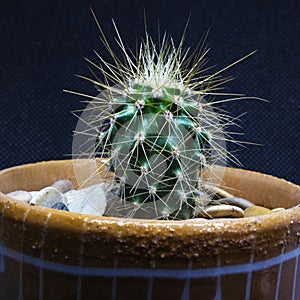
[1,0,300,184]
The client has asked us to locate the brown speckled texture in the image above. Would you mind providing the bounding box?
[0,160,300,299]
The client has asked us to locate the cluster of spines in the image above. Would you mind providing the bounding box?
[97,80,217,219]
[69,13,253,219]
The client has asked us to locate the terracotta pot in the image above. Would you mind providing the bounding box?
[0,160,299,300]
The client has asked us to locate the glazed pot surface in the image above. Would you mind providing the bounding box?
[0,160,299,300]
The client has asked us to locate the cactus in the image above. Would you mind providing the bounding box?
[70,16,252,220]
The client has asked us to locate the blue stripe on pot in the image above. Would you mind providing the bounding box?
[0,244,299,299]
[0,244,299,278]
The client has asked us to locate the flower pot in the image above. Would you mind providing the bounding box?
[0,160,299,300]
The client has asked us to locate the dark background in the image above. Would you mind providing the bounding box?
[1,0,300,184]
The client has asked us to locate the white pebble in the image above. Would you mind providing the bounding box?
[6,190,32,203]
[29,191,39,197]
[51,179,73,193]
[204,204,244,218]
[272,207,285,213]
[66,184,106,216]
[30,187,65,208]
[64,189,77,205]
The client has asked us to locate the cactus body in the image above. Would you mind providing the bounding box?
[73,26,236,219]
[101,81,210,218]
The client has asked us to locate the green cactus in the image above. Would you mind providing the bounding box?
[70,16,252,220]
[100,77,215,218]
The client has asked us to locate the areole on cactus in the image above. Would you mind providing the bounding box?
[69,13,256,220]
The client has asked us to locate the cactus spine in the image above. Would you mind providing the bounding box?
[72,18,245,220]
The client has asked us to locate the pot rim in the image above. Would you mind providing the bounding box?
[0,159,300,238]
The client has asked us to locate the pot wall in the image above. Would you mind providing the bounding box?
[0,160,300,300]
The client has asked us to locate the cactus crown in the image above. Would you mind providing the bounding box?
[71,17,251,220]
